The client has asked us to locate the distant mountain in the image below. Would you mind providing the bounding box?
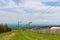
[7,24,60,29]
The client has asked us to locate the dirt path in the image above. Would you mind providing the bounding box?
[22,32,34,40]
[0,32,16,40]
[21,31,37,40]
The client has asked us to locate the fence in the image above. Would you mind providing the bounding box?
[30,28,60,35]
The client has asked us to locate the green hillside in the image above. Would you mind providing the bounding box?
[0,30,60,40]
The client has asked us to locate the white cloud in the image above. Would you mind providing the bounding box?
[0,0,60,11]
[0,0,60,24]
[31,19,49,23]
[0,0,18,9]
[0,11,31,23]
[18,0,60,13]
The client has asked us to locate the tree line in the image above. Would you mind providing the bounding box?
[0,24,12,33]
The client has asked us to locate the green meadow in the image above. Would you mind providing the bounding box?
[0,30,60,40]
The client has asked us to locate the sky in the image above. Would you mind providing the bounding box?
[0,0,60,25]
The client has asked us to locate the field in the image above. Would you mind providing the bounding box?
[0,30,60,40]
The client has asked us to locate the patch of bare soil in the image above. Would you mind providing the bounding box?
[1,32,16,40]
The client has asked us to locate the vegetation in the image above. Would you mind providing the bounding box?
[0,30,16,40]
[26,22,32,29]
[0,24,12,33]
[11,30,60,40]
[0,22,60,40]
[0,29,60,40]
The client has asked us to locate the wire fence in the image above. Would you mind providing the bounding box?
[30,28,60,35]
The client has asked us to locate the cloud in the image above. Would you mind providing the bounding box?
[0,10,31,24]
[0,0,60,24]
[32,19,49,23]
[0,0,18,9]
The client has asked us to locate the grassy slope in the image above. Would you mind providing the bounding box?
[0,31,16,40]
[12,30,60,40]
[0,32,12,39]
[0,30,60,40]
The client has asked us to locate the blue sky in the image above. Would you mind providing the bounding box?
[43,2,60,6]
[0,0,60,25]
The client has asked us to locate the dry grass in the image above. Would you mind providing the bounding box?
[0,31,16,40]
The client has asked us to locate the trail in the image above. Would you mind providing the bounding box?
[22,31,34,40]
[21,30,41,40]
[0,32,16,40]
[10,30,60,40]
[22,30,48,40]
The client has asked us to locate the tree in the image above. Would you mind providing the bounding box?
[0,24,4,33]
[27,22,32,29]
[0,24,12,33]
[4,24,11,32]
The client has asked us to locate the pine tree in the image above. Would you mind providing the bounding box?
[0,24,4,33]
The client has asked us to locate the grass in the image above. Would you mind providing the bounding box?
[0,32,12,39]
[11,30,60,40]
[0,30,16,40]
[0,30,60,40]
